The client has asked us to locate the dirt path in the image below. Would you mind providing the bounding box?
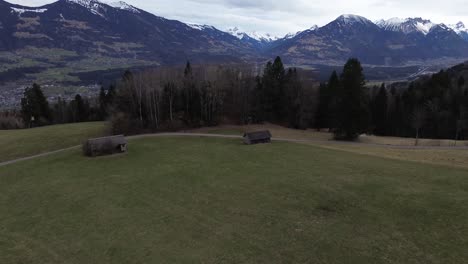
[1,133,468,168]
[0,146,80,167]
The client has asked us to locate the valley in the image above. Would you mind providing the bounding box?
[2,0,468,108]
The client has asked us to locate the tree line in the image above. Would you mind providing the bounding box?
[108,58,317,134]
[317,60,468,142]
[13,57,468,142]
[17,83,111,127]
[368,68,468,141]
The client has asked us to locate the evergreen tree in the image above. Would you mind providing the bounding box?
[334,58,369,140]
[261,56,286,122]
[70,94,88,122]
[373,84,388,135]
[285,68,302,128]
[20,83,51,127]
[316,70,339,130]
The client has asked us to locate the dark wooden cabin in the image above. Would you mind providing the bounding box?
[83,135,128,157]
[243,130,272,145]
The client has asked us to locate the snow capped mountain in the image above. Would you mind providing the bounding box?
[376,18,438,35]
[284,26,317,39]
[309,25,319,31]
[448,21,468,35]
[1,0,468,70]
[226,27,246,39]
[226,27,280,42]
[106,1,140,13]
[336,14,373,25]
[188,24,216,31]
[65,0,108,17]
[448,22,468,41]
[225,26,312,44]
[64,0,141,17]
[295,25,318,36]
[449,22,467,34]
[66,0,102,10]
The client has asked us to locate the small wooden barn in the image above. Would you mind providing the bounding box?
[243,130,272,145]
[83,135,128,157]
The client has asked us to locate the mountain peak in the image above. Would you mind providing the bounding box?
[66,0,102,7]
[188,23,216,31]
[64,0,107,17]
[449,21,467,32]
[336,14,372,25]
[61,0,140,16]
[377,17,437,35]
[106,1,140,13]
[226,27,280,42]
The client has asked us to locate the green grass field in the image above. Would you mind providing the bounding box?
[0,122,107,162]
[1,136,467,263]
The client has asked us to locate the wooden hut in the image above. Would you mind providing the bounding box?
[243,130,272,145]
[83,135,128,157]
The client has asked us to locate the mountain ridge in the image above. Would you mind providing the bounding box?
[1,0,468,81]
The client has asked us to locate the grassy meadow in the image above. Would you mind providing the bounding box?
[1,136,468,263]
[0,122,107,162]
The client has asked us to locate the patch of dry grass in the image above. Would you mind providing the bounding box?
[359,134,468,147]
[191,124,468,169]
[316,143,468,170]
[190,123,333,141]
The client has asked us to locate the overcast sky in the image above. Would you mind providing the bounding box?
[8,0,468,36]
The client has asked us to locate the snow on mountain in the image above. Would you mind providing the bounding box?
[309,25,319,31]
[188,24,216,31]
[283,26,317,39]
[107,1,140,13]
[294,25,318,36]
[249,31,278,42]
[66,0,107,17]
[283,32,299,39]
[226,27,244,39]
[376,18,438,35]
[449,22,468,34]
[415,21,436,35]
[226,27,300,42]
[337,14,373,25]
[64,0,142,17]
[449,22,468,41]
[227,27,279,42]
[10,7,48,15]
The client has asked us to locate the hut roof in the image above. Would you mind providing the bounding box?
[244,130,272,141]
[87,135,127,145]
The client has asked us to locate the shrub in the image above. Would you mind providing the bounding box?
[110,112,132,135]
[0,113,24,130]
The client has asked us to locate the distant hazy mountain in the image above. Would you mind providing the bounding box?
[225,27,304,50]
